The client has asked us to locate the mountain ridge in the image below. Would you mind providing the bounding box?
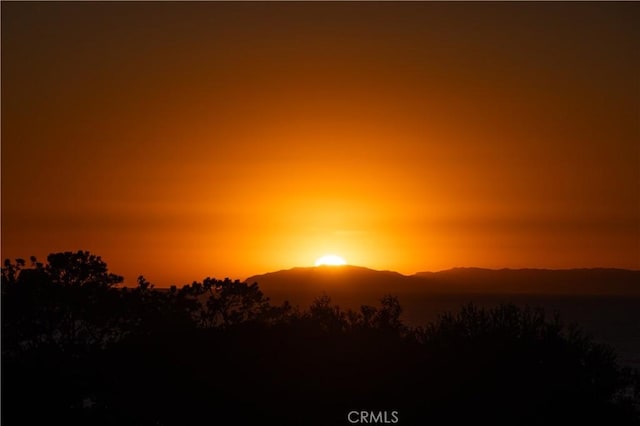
[244,265,640,308]
[246,265,640,282]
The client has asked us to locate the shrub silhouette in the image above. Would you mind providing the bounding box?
[2,251,639,425]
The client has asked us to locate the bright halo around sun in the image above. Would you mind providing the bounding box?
[314,254,347,267]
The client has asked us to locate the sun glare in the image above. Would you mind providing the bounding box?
[314,254,347,267]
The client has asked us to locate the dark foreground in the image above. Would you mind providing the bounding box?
[3,252,640,425]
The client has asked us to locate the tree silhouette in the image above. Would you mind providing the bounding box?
[45,250,123,288]
[2,251,639,425]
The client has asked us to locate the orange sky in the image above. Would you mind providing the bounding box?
[2,2,639,286]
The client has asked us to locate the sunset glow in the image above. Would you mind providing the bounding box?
[315,255,347,267]
[1,2,638,286]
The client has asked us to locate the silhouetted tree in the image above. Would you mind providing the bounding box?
[199,278,271,327]
[306,293,348,332]
[2,252,126,355]
[45,250,123,288]
[343,295,406,340]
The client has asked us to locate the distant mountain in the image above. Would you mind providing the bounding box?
[245,266,640,308]
[413,267,640,295]
[245,265,408,307]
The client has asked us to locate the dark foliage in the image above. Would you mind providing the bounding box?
[2,252,639,425]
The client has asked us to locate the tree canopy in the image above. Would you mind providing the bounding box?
[2,251,639,425]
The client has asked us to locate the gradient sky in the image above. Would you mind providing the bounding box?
[2,2,639,286]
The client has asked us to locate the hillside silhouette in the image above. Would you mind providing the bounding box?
[247,266,640,324]
[3,251,640,425]
[247,265,640,302]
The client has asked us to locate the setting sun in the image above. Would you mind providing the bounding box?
[315,255,347,267]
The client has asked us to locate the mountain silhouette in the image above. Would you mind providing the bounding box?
[245,265,408,307]
[245,265,640,316]
[413,267,640,295]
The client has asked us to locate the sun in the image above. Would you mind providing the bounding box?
[314,254,347,267]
